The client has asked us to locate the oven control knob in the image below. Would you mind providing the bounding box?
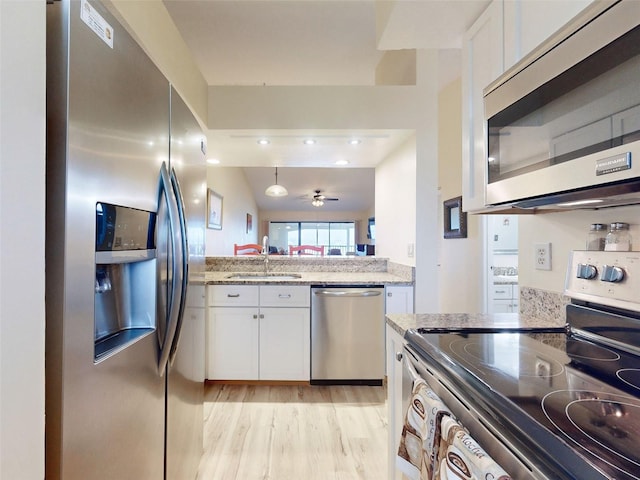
[601,265,625,283]
[576,263,598,280]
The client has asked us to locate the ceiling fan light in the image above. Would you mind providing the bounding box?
[312,198,324,207]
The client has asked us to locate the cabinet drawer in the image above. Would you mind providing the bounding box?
[491,284,512,299]
[260,285,310,307]
[207,285,259,307]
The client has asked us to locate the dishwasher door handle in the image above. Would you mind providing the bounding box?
[313,290,382,297]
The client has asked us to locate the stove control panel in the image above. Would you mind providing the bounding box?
[566,251,640,310]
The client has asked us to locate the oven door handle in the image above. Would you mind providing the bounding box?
[402,351,422,385]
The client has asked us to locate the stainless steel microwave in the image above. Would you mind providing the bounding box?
[484,0,640,210]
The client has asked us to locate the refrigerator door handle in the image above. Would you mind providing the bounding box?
[167,167,189,365]
[157,162,182,376]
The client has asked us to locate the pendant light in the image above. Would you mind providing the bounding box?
[265,166,288,197]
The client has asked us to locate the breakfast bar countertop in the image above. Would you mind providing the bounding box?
[204,256,414,286]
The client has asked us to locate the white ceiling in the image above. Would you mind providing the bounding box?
[162,0,489,211]
[244,167,376,212]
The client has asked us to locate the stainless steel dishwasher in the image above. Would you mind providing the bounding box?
[311,286,384,385]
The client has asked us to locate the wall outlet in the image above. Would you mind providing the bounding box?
[535,243,552,270]
[407,243,415,258]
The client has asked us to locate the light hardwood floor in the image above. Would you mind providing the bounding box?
[197,384,388,479]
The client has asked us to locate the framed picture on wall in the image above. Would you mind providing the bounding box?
[246,213,253,233]
[443,195,467,239]
[207,189,223,230]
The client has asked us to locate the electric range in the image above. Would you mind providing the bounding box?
[404,250,640,480]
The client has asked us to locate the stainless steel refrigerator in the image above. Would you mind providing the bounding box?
[45,1,205,478]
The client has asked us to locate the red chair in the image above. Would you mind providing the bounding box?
[289,245,324,256]
[234,243,262,255]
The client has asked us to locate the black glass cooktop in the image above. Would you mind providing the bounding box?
[405,329,640,480]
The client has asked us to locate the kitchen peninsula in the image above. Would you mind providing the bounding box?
[204,256,414,383]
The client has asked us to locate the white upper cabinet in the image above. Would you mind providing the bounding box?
[503,0,594,70]
[461,0,504,212]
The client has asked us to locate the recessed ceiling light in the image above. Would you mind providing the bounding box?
[348,139,361,145]
[303,139,316,145]
[207,158,220,165]
[335,160,349,166]
[257,139,270,145]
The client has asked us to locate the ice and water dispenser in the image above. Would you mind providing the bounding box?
[94,202,156,362]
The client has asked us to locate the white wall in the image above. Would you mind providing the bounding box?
[519,205,640,293]
[375,49,416,86]
[437,78,484,313]
[0,1,46,478]
[206,167,259,255]
[376,135,417,265]
[413,50,441,313]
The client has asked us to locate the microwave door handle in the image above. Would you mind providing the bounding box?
[157,162,180,377]
[167,167,189,365]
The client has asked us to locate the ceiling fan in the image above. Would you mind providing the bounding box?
[311,189,339,207]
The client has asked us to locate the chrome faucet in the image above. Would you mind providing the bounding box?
[262,235,269,275]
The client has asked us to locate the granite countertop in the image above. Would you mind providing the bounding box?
[204,256,414,286]
[205,270,412,286]
[386,312,565,337]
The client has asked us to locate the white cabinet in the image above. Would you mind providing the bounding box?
[461,0,504,212]
[208,306,259,379]
[206,285,310,381]
[385,285,414,314]
[490,283,519,313]
[259,306,310,380]
[386,324,406,480]
[504,0,593,70]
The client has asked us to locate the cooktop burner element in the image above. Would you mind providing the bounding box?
[542,387,640,480]
[617,369,640,392]
[449,336,566,379]
[566,338,621,362]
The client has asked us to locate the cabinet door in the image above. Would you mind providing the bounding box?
[492,299,513,313]
[461,0,504,212]
[386,325,406,480]
[385,286,414,314]
[504,0,593,70]
[207,285,259,307]
[491,284,513,300]
[259,307,310,381]
[206,307,259,380]
[260,285,310,308]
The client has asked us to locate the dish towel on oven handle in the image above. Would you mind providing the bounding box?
[435,415,512,480]
[397,377,451,480]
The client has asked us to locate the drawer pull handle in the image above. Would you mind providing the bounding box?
[227,293,240,298]
[278,294,292,299]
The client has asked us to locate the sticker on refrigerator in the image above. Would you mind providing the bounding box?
[81,0,114,49]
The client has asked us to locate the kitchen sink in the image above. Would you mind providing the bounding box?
[225,273,302,280]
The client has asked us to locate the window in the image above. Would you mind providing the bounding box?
[268,222,355,255]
